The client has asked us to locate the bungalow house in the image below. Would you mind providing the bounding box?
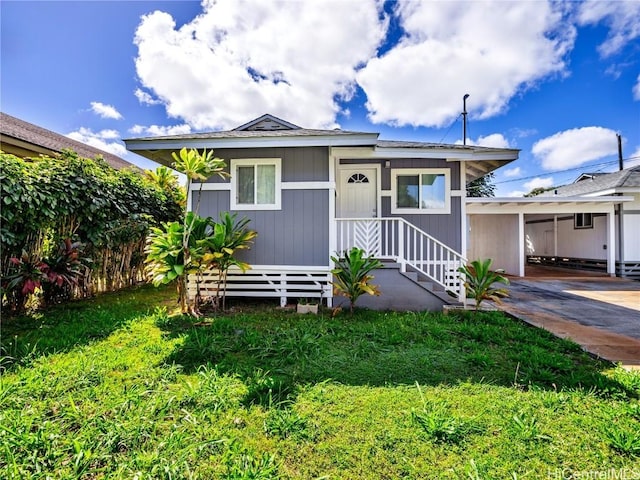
[0,112,133,169]
[125,114,520,309]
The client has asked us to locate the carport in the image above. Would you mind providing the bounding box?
[466,196,633,277]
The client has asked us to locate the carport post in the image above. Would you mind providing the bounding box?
[607,208,616,277]
[518,212,525,277]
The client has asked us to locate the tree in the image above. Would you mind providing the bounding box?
[524,186,555,197]
[145,148,229,315]
[466,172,496,198]
[145,166,186,207]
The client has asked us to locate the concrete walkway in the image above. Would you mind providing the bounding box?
[498,274,640,369]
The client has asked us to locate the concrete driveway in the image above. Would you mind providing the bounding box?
[497,275,640,368]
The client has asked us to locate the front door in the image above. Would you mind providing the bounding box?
[337,167,377,218]
[336,167,380,255]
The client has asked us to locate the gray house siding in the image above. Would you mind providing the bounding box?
[381,197,462,251]
[201,146,329,183]
[194,146,330,267]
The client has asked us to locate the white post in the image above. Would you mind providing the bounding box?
[518,212,525,277]
[398,220,406,272]
[607,207,616,276]
[460,163,467,259]
[553,215,558,257]
[328,148,338,307]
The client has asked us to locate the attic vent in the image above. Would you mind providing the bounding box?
[347,173,369,184]
[247,119,291,131]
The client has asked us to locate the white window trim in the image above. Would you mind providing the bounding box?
[391,168,451,215]
[230,158,281,211]
[574,212,593,229]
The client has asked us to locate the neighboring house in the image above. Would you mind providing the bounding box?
[0,112,133,169]
[125,113,519,309]
[529,166,640,278]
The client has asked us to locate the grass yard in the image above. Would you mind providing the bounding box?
[1,285,639,479]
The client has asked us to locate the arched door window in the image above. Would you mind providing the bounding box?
[347,173,370,184]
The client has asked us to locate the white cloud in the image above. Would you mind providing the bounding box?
[133,0,387,129]
[503,167,522,178]
[67,127,127,156]
[506,190,526,198]
[532,126,619,170]
[523,177,554,192]
[577,0,640,57]
[129,124,192,136]
[90,101,123,120]
[633,74,640,101]
[357,0,575,127]
[626,146,640,168]
[456,133,510,148]
[135,88,163,106]
[98,129,121,140]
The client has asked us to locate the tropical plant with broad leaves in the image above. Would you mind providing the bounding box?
[202,213,257,310]
[145,213,216,314]
[2,251,48,312]
[145,166,186,207]
[331,247,383,314]
[144,148,230,315]
[42,239,91,304]
[457,258,509,312]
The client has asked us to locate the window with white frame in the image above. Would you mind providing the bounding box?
[391,168,450,214]
[574,213,593,229]
[231,158,281,210]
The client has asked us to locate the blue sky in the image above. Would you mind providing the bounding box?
[2,0,639,196]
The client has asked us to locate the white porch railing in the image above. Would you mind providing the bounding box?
[336,218,467,299]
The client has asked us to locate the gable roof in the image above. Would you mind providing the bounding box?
[124,113,519,182]
[540,165,640,197]
[233,113,301,131]
[0,112,133,169]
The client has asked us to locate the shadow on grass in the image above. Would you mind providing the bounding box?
[158,299,636,403]
[1,284,176,370]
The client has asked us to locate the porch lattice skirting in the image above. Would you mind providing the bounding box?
[187,266,333,308]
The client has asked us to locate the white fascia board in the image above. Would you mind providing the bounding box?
[331,146,518,161]
[125,133,378,151]
[583,187,640,197]
[466,195,634,205]
[453,151,519,162]
[466,196,634,215]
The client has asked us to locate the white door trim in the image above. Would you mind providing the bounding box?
[336,164,381,219]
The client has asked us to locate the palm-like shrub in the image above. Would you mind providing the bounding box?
[42,239,91,304]
[202,213,257,310]
[457,258,509,312]
[331,247,383,314]
[2,251,48,312]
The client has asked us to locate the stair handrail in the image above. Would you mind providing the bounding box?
[335,217,467,299]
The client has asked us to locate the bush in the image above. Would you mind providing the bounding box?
[1,151,182,311]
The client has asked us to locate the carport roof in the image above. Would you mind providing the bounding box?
[466,195,633,214]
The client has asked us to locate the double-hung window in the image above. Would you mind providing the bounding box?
[391,168,450,214]
[231,158,281,210]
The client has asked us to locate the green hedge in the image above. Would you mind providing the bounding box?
[0,150,183,305]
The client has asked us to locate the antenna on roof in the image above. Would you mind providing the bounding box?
[462,94,470,146]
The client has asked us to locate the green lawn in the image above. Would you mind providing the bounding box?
[1,285,639,479]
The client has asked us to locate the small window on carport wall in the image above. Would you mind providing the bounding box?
[574,213,593,229]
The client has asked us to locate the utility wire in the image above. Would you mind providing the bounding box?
[494,159,620,184]
[438,113,462,144]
